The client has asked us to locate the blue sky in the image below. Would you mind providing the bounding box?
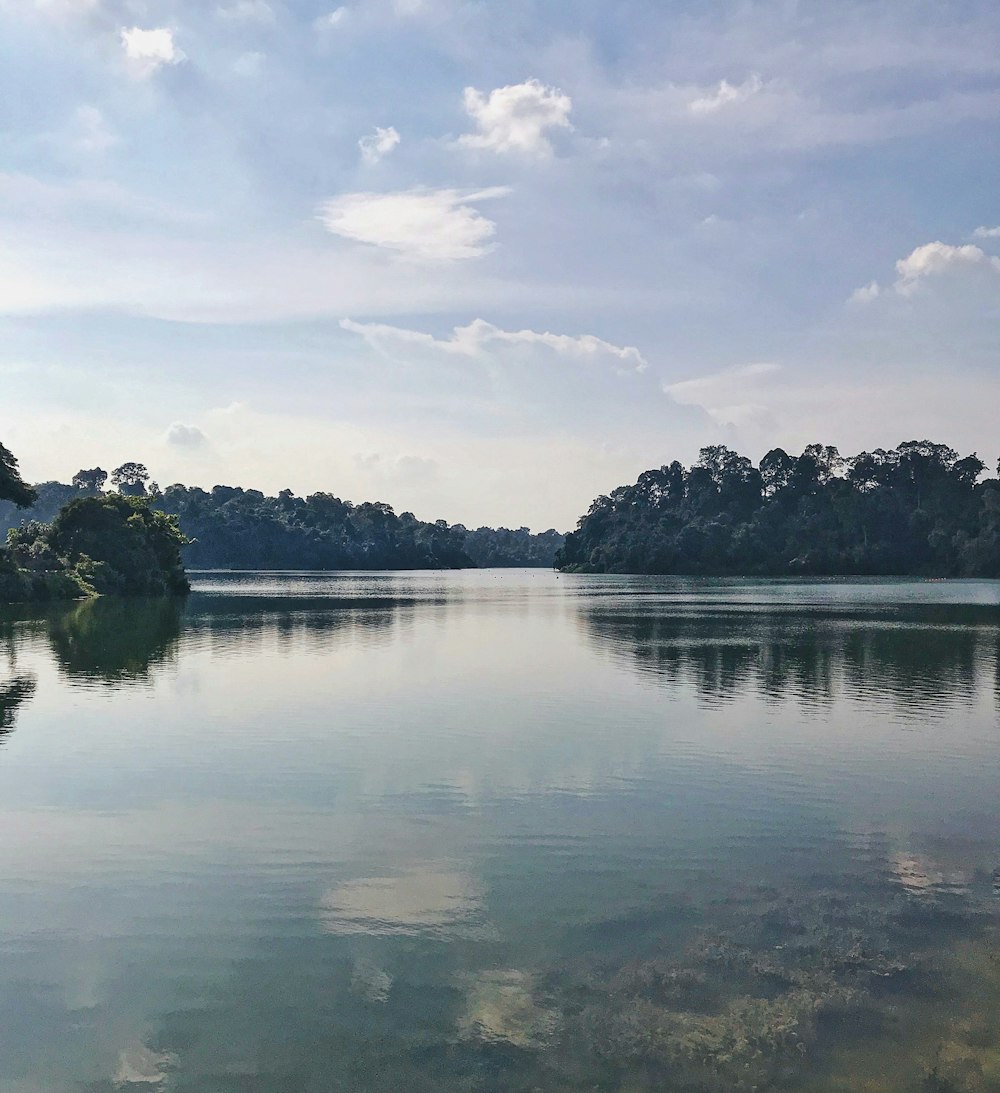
[2,0,1000,528]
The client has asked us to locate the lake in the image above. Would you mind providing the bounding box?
[1,571,999,1092]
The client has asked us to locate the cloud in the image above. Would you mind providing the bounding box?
[314,6,348,31]
[164,422,208,449]
[851,241,1000,302]
[663,362,780,428]
[893,241,1000,295]
[358,125,400,166]
[972,226,1000,240]
[217,0,275,22]
[848,280,880,305]
[120,27,184,76]
[340,317,647,372]
[689,74,764,114]
[458,79,572,157]
[318,187,509,261]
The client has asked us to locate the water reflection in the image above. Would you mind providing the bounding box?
[581,601,1000,715]
[47,597,183,685]
[0,573,998,1093]
[0,675,35,737]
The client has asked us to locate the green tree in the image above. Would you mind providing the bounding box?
[0,442,37,508]
[111,462,150,497]
[72,467,108,492]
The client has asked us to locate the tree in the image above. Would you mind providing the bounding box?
[759,448,796,497]
[110,462,150,497]
[0,442,37,508]
[72,467,108,492]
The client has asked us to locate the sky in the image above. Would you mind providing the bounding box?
[2,0,1000,530]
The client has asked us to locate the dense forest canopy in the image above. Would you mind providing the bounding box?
[556,441,1000,577]
[0,462,565,572]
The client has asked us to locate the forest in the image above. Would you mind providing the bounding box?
[556,441,1000,576]
[0,459,565,576]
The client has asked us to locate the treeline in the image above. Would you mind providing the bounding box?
[556,441,1000,576]
[0,465,565,571]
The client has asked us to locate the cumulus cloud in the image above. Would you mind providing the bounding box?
[358,126,400,166]
[164,422,208,449]
[972,225,1000,239]
[851,241,1000,302]
[894,241,1000,295]
[217,0,275,22]
[663,362,780,428]
[459,79,572,156]
[340,317,647,372]
[689,74,764,114]
[120,27,184,76]
[318,187,509,261]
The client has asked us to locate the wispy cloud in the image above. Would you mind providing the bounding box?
[340,317,647,372]
[318,187,509,261]
[689,74,763,114]
[664,362,780,428]
[358,126,400,166]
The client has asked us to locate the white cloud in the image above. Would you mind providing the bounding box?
[663,362,780,428]
[340,317,647,372]
[120,27,184,76]
[217,0,275,22]
[314,7,348,31]
[459,79,572,157]
[358,126,400,166]
[689,74,764,114]
[318,186,509,262]
[164,422,208,449]
[972,225,1000,239]
[851,241,1000,304]
[893,241,1000,295]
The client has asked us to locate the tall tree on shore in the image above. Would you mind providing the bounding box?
[110,462,150,497]
[72,468,108,492]
[0,443,37,509]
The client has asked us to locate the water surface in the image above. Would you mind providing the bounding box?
[1,572,999,1092]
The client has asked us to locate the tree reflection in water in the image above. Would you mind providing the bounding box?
[579,601,1000,716]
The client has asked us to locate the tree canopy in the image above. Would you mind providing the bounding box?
[0,442,37,509]
[556,441,1000,577]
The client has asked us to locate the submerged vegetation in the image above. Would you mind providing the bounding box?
[558,441,1000,576]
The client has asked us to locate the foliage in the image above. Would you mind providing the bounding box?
[557,441,1000,576]
[0,442,37,509]
[2,494,189,601]
[1,478,566,570]
[110,461,150,497]
[47,494,190,595]
[155,485,475,569]
[72,467,108,492]
[453,525,565,568]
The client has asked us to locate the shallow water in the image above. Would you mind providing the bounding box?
[1,571,999,1092]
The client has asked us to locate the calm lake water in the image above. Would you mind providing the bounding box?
[1,571,999,1092]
